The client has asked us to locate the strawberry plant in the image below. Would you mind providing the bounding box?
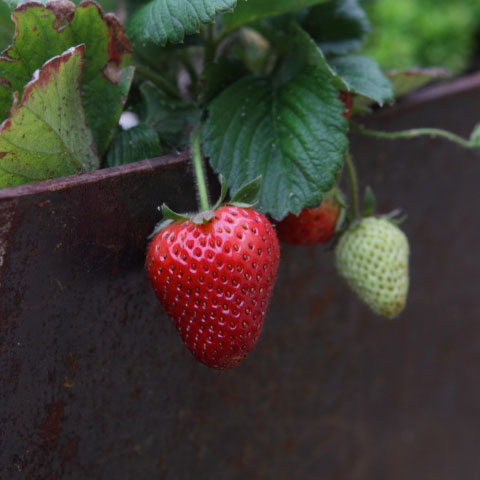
[1,0,479,368]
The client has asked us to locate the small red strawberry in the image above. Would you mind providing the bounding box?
[276,189,343,245]
[339,90,353,121]
[146,205,280,369]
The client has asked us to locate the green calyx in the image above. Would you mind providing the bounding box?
[226,175,262,207]
[147,175,263,239]
[469,123,480,149]
[149,125,264,241]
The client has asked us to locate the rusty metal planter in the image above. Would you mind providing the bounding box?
[2,73,480,479]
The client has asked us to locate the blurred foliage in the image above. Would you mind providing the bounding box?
[363,0,480,75]
[1,0,479,77]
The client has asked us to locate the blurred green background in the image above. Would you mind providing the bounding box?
[0,0,479,76]
[363,0,480,75]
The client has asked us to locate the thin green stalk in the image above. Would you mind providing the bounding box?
[133,63,181,99]
[352,123,474,149]
[345,151,360,219]
[216,28,231,45]
[204,23,217,65]
[192,129,210,212]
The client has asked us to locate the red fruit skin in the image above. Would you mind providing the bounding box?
[339,90,353,121]
[146,206,280,369]
[276,198,340,246]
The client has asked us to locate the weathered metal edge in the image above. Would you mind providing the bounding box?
[405,70,480,103]
[1,70,480,202]
[0,150,191,200]
[380,70,480,116]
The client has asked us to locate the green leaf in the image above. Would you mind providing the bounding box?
[329,55,393,106]
[222,0,327,35]
[105,124,162,168]
[203,26,348,220]
[303,0,370,55]
[203,57,249,103]
[212,174,229,210]
[0,1,13,51]
[126,0,151,16]
[140,82,200,147]
[386,67,450,98]
[0,46,99,188]
[94,0,119,12]
[362,186,376,217]
[127,0,236,46]
[229,176,262,205]
[0,1,134,155]
[161,204,191,221]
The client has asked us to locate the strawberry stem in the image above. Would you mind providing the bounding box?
[132,63,181,99]
[204,23,217,65]
[345,151,360,219]
[192,128,210,212]
[352,123,475,149]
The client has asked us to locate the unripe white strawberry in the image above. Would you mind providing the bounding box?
[334,217,409,318]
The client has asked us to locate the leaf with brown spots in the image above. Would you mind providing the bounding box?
[0,1,134,155]
[386,67,450,98]
[0,45,99,188]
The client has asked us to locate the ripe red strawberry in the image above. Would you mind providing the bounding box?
[339,90,353,121]
[276,191,342,245]
[146,205,280,369]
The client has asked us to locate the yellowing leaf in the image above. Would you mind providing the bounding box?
[0,45,99,188]
[0,1,134,155]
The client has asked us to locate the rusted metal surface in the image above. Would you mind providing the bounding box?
[1,74,480,479]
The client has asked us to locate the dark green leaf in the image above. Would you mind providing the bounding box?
[229,176,262,205]
[222,0,327,35]
[0,46,99,188]
[257,8,310,32]
[141,83,199,133]
[203,26,348,220]
[0,1,13,51]
[140,82,200,147]
[105,124,162,168]
[0,1,134,155]
[329,55,393,106]
[203,57,249,103]
[303,0,370,55]
[93,0,119,12]
[127,0,150,16]
[386,67,450,98]
[127,0,236,46]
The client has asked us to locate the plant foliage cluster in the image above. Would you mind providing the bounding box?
[0,0,454,220]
